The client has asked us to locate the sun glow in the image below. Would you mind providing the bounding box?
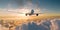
[18,8,30,13]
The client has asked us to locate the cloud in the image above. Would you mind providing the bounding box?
[0,0,42,14]
[0,0,41,10]
[12,0,40,9]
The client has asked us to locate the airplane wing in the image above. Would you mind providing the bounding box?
[25,13,43,16]
[25,13,43,15]
[33,13,43,14]
[7,11,24,14]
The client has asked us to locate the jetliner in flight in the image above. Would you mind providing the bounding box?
[8,9,42,16]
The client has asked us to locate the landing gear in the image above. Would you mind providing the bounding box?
[36,14,38,16]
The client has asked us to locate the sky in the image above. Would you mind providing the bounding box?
[0,0,60,16]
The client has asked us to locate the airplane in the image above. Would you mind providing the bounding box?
[25,9,42,16]
[8,9,42,16]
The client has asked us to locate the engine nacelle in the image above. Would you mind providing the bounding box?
[36,14,38,16]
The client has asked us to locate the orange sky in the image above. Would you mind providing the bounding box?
[0,13,60,20]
